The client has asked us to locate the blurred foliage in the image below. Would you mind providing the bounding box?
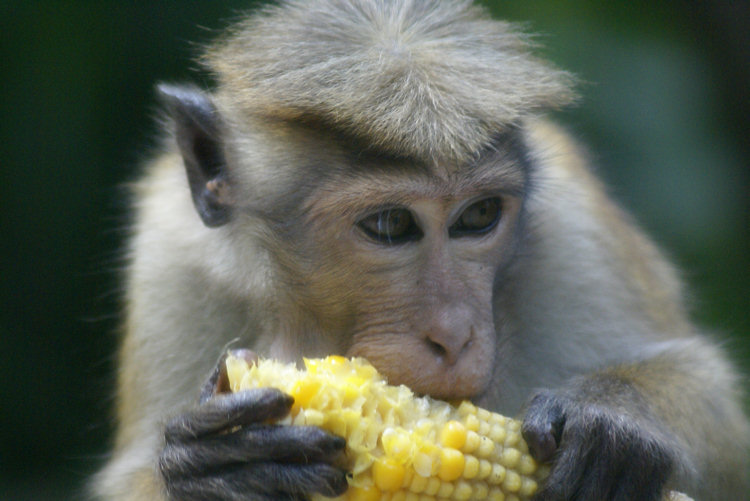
[1,1,747,499]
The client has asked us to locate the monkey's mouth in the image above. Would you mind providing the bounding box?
[348,346,494,403]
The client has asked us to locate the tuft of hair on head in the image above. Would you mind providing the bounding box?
[204,0,577,163]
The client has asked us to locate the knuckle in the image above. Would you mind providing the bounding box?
[528,389,556,407]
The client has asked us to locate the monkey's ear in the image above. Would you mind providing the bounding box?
[157,83,231,228]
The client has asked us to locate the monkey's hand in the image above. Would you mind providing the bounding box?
[158,350,349,501]
[521,386,676,501]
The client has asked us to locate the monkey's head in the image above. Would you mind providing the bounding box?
[159,0,575,401]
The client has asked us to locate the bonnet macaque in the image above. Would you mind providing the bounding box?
[92,1,749,500]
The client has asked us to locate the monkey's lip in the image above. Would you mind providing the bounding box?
[365,353,494,402]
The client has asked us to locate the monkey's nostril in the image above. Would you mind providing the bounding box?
[427,338,448,358]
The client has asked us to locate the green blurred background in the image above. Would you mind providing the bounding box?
[1,1,748,499]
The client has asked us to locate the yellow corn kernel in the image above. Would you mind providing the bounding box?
[382,428,413,463]
[478,436,495,457]
[462,455,479,479]
[504,429,521,448]
[517,454,536,476]
[463,413,480,432]
[438,447,465,482]
[488,487,506,501]
[412,450,436,478]
[436,481,454,498]
[463,430,480,453]
[325,354,349,367]
[453,480,473,500]
[502,470,522,493]
[408,472,428,493]
[349,485,381,501]
[519,477,539,498]
[373,458,406,492]
[488,464,506,485]
[489,424,507,444]
[423,477,441,496]
[289,378,322,415]
[478,419,491,436]
[500,448,521,469]
[440,421,467,449]
[478,459,493,479]
[473,482,490,499]
[224,355,694,501]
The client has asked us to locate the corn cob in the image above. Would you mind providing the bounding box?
[225,354,693,501]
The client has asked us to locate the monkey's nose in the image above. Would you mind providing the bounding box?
[423,324,473,366]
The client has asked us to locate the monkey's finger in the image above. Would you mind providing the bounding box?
[224,425,347,463]
[160,425,346,474]
[166,473,305,501]
[522,390,567,463]
[560,446,619,501]
[167,462,348,501]
[199,349,258,403]
[166,388,293,442]
[531,432,598,500]
[199,352,229,403]
[230,462,349,498]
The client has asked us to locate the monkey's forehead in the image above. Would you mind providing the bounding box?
[203,0,576,163]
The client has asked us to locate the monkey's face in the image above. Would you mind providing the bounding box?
[283,143,527,401]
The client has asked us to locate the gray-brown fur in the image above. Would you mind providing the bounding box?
[91,1,749,500]
[205,0,576,162]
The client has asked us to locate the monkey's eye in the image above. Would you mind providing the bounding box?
[357,208,422,244]
[449,197,502,237]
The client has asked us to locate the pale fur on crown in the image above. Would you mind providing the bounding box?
[203,0,577,162]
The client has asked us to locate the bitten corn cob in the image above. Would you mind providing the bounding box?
[226,354,693,501]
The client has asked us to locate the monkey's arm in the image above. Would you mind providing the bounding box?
[522,338,749,501]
